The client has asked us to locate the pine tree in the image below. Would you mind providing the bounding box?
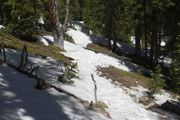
[83,0,105,35]
[70,0,84,20]
[2,0,45,42]
[149,65,165,94]
[170,35,180,93]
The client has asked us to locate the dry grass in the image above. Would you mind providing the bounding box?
[39,31,75,43]
[94,101,108,110]
[97,66,152,88]
[0,32,72,65]
[86,43,119,58]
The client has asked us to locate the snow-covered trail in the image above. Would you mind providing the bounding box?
[59,34,159,119]
[0,64,107,120]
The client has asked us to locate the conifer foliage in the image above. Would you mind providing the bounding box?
[0,0,179,92]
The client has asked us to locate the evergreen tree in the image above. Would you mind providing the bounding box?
[149,65,165,94]
[83,0,105,35]
[169,1,180,93]
[2,0,45,42]
[170,34,180,93]
[70,0,84,20]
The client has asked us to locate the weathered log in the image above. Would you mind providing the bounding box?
[161,100,180,115]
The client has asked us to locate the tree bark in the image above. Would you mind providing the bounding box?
[105,2,112,49]
[91,74,97,104]
[112,0,117,52]
[135,21,141,58]
[154,31,161,64]
[63,0,69,32]
[150,9,157,65]
[48,0,68,49]
[144,0,148,60]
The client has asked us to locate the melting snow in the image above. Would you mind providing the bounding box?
[1,22,179,120]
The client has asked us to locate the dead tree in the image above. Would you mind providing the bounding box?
[91,74,97,104]
[48,0,69,49]
[30,65,40,76]
[18,45,32,70]
[0,44,6,62]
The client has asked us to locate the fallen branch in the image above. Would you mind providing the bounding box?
[18,45,32,71]
[91,74,97,104]
[0,43,6,62]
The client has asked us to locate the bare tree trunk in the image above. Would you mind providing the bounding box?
[112,0,117,52]
[48,0,68,49]
[144,0,148,60]
[154,31,161,64]
[63,0,69,32]
[91,74,97,104]
[3,13,6,25]
[150,9,157,65]
[18,45,32,70]
[105,2,112,49]
[135,20,141,58]
[1,44,6,62]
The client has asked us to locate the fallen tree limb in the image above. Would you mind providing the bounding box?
[91,74,97,104]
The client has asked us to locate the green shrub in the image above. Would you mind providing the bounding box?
[58,63,79,84]
[149,65,165,94]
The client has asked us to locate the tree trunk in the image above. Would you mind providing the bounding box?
[150,9,157,65]
[112,0,117,52]
[32,0,37,25]
[105,2,112,49]
[91,74,97,104]
[135,21,141,58]
[48,0,66,49]
[3,13,6,25]
[144,0,148,60]
[154,31,161,64]
[63,0,69,32]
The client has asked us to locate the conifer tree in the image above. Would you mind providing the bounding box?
[83,0,105,35]
[2,0,45,41]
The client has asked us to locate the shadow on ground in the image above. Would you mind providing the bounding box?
[0,64,98,120]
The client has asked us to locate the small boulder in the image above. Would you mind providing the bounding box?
[139,96,149,105]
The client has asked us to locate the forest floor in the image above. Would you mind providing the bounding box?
[0,22,180,120]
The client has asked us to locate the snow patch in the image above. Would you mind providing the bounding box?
[66,28,92,47]
[38,16,44,24]
[0,25,4,29]
[39,35,54,46]
[153,92,172,105]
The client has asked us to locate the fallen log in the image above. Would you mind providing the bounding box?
[161,100,180,115]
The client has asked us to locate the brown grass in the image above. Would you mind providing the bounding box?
[97,66,152,88]
[0,32,72,65]
[86,43,119,58]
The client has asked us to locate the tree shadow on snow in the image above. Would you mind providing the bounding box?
[0,64,95,120]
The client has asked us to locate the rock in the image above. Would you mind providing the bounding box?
[139,96,149,104]
[161,100,180,115]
